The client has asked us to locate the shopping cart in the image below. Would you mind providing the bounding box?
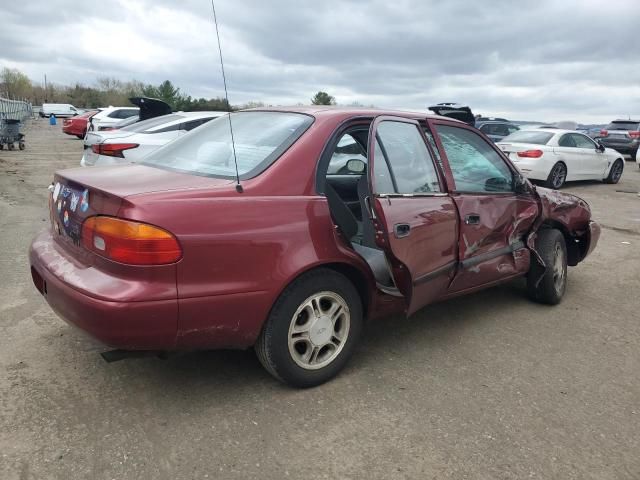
[0,116,25,150]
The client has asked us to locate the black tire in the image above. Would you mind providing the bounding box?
[76,135,84,139]
[604,159,623,184]
[8,143,14,151]
[545,162,567,189]
[0,144,3,150]
[18,142,25,150]
[255,268,363,388]
[527,229,567,305]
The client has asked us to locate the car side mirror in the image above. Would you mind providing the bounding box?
[513,173,530,194]
[346,158,366,174]
[596,142,605,153]
[485,176,509,192]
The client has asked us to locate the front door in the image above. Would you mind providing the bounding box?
[428,121,539,293]
[366,117,458,315]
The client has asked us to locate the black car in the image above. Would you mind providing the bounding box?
[475,118,520,142]
[597,120,640,161]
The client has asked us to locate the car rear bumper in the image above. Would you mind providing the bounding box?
[29,229,178,350]
[510,158,550,181]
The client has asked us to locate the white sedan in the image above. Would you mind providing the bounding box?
[497,129,625,189]
[81,111,226,167]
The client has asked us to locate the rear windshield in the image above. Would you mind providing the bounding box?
[142,112,314,179]
[605,121,639,131]
[500,130,554,145]
[121,114,183,133]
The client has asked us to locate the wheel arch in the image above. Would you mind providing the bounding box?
[274,261,373,321]
[538,220,582,266]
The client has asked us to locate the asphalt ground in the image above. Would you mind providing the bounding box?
[1,119,639,479]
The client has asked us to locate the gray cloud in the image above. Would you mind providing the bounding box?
[1,0,639,122]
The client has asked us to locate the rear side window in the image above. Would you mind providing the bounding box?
[558,134,577,148]
[374,121,441,194]
[435,124,513,193]
[142,112,314,179]
[122,115,182,133]
[606,121,639,131]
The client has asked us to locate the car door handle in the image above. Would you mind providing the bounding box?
[394,223,411,238]
[464,214,481,225]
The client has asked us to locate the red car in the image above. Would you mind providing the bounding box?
[30,108,600,387]
[62,110,99,139]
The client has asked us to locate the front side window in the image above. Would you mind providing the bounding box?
[142,112,313,179]
[435,124,514,193]
[327,133,367,175]
[571,133,596,149]
[373,121,441,194]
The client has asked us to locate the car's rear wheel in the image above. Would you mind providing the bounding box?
[545,162,567,189]
[527,229,567,305]
[604,159,624,184]
[255,268,363,388]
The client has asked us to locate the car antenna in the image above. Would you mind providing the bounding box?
[210,0,243,193]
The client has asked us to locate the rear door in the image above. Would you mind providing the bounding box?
[428,120,539,293]
[367,116,458,315]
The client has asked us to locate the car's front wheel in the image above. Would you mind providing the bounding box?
[255,268,363,387]
[545,162,567,189]
[527,229,567,305]
[604,159,624,184]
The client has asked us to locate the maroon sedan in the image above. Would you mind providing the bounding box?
[30,107,600,387]
[62,110,99,139]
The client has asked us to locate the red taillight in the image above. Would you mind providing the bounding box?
[629,131,640,139]
[91,143,138,157]
[81,216,182,265]
[600,129,608,137]
[517,149,544,158]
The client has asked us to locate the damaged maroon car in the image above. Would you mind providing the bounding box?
[29,108,600,387]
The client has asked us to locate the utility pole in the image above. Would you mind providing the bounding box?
[44,74,48,102]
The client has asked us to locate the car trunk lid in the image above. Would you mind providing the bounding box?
[128,97,172,121]
[50,164,234,253]
[428,103,476,126]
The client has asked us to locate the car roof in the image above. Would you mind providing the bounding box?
[476,119,512,124]
[173,111,227,118]
[519,128,584,135]
[244,105,459,123]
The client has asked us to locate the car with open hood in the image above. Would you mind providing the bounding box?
[88,97,172,132]
[30,107,600,387]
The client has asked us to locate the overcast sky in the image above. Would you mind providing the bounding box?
[1,0,639,123]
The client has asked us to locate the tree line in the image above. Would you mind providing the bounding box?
[0,67,345,111]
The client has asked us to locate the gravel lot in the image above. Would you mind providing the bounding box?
[2,119,639,480]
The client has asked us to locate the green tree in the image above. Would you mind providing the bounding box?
[310,91,336,105]
[0,67,33,99]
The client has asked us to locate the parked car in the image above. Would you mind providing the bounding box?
[30,108,600,387]
[40,103,82,118]
[80,111,225,166]
[597,119,640,162]
[88,97,172,132]
[476,119,520,142]
[62,110,99,139]
[497,129,624,189]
